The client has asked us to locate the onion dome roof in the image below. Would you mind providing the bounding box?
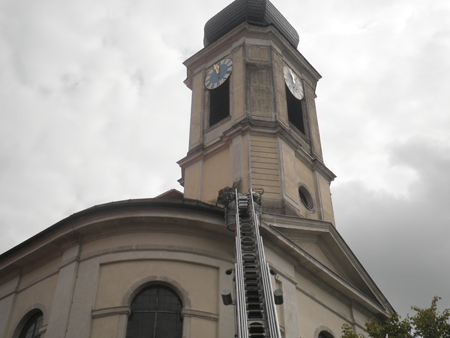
[204,0,299,48]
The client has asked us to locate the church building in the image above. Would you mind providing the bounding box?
[0,1,394,338]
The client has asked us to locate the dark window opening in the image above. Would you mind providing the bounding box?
[126,285,183,338]
[209,77,230,127]
[299,186,314,210]
[286,84,306,134]
[19,311,43,338]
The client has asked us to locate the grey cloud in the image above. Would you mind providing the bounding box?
[334,136,450,317]
[1,0,450,325]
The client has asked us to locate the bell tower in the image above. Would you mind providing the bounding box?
[178,0,336,224]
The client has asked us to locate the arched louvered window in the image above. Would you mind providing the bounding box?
[286,84,306,134]
[209,77,230,127]
[19,311,43,338]
[126,285,183,338]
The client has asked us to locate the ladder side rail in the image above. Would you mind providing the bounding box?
[254,228,281,338]
[264,261,282,337]
[235,191,249,338]
[254,226,277,338]
[250,190,282,338]
[235,241,248,337]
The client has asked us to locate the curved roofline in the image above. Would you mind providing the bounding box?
[0,198,224,260]
[204,0,299,48]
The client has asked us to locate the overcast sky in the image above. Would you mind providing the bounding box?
[1,0,449,320]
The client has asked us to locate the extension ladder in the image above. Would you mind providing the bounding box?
[232,190,282,338]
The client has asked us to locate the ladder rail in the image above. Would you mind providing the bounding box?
[228,189,281,338]
[235,190,249,338]
[250,190,282,338]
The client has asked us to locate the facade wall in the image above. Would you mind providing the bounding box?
[272,51,289,127]
[304,85,323,160]
[0,225,238,338]
[7,275,58,338]
[249,66,273,118]
[317,172,335,224]
[0,210,382,338]
[250,135,281,199]
[202,147,230,204]
[264,243,370,338]
[278,138,334,221]
[189,72,204,150]
[296,290,347,338]
[184,163,201,200]
[232,47,245,121]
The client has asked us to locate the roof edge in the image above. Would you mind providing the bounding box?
[0,198,223,260]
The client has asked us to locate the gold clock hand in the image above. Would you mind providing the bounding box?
[290,69,296,84]
[213,64,220,75]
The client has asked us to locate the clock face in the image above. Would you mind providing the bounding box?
[205,58,233,89]
[283,67,304,100]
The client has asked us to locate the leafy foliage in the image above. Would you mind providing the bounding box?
[410,297,450,338]
[341,324,360,338]
[341,297,450,338]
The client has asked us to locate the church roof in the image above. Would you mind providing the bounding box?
[155,189,184,199]
[204,0,299,48]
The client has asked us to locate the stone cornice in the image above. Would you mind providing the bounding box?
[0,199,226,280]
[92,306,131,319]
[81,244,235,265]
[259,217,394,316]
[266,218,394,314]
[181,308,219,321]
[178,118,336,182]
[183,22,321,91]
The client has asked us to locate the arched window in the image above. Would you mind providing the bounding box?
[19,311,43,338]
[126,285,183,338]
[319,330,334,338]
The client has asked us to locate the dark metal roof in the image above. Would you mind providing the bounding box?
[204,0,299,48]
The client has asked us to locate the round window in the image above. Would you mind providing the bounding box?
[298,186,314,210]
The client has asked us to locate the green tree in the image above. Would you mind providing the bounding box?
[410,297,450,338]
[341,297,450,338]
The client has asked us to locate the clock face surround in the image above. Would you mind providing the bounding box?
[205,58,233,89]
[283,66,304,100]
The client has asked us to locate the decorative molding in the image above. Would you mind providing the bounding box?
[263,212,333,229]
[81,244,234,265]
[262,216,393,315]
[316,239,354,284]
[77,221,228,248]
[314,325,338,338]
[351,299,377,320]
[15,270,59,295]
[298,263,353,301]
[262,223,390,317]
[297,285,365,331]
[92,306,131,319]
[38,323,48,335]
[264,240,302,267]
[0,290,15,302]
[58,257,78,270]
[266,262,297,286]
[121,275,192,309]
[181,309,219,322]
[295,264,352,307]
